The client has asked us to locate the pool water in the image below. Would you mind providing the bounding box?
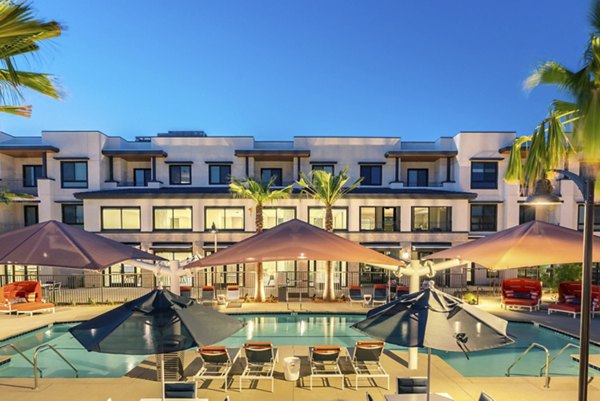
[0,314,597,378]
[0,324,146,378]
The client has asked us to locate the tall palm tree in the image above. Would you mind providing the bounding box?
[297,167,362,301]
[229,176,293,302]
[0,0,63,117]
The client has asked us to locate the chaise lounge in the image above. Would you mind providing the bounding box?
[0,281,55,316]
[547,281,600,318]
[500,278,542,311]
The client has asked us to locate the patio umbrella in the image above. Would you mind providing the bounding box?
[424,220,600,269]
[0,220,165,269]
[184,218,402,269]
[70,289,244,399]
[351,283,513,400]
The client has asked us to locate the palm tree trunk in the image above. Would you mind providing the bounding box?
[324,205,335,301]
[254,203,266,302]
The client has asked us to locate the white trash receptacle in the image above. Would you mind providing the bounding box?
[283,356,301,381]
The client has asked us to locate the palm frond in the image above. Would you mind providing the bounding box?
[0,104,30,116]
[545,113,574,169]
[229,176,292,205]
[0,68,60,99]
[504,136,530,185]
[575,88,600,163]
[297,166,362,206]
[591,0,600,34]
[523,124,548,192]
[525,62,577,91]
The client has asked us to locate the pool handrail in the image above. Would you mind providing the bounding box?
[1,343,42,377]
[540,342,580,377]
[506,342,550,388]
[33,344,79,389]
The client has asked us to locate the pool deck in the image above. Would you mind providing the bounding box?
[1,297,600,401]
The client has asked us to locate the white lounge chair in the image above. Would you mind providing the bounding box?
[239,342,278,392]
[350,340,389,390]
[308,345,344,390]
[194,346,236,391]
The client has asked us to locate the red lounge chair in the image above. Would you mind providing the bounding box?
[0,281,55,316]
[501,278,542,311]
[547,281,600,318]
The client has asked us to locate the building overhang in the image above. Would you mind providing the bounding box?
[385,150,458,161]
[234,149,310,161]
[102,149,167,161]
[0,144,59,157]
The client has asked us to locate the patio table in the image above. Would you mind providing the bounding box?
[384,394,453,401]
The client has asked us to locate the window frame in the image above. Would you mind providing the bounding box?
[23,205,38,226]
[577,204,600,231]
[311,164,335,175]
[360,164,383,186]
[60,161,88,189]
[519,205,536,225]
[169,164,192,185]
[101,207,142,231]
[470,204,498,232]
[208,164,232,185]
[470,161,498,190]
[359,206,400,232]
[406,168,429,187]
[22,164,42,187]
[411,206,452,232]
[152,206,193,231]
[133,168,151,187]
[263,206,296,229]
[261,168,283,186]
[61,204,84,227]
[204,206,246,231]
[307,206,349,232]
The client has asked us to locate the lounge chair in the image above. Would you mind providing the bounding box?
[0,281,55,316]
[500,278,542,311]
[309,345,344,390]
[201,286,215,305]
[350,340,389,390]
[396,376,427,394]
[226,285,241,303]
[372,284,387,306]
[348,285,363,305]
[139,380,208,401]
[547,281,600,318]
[194,346,235,391]
[239,342,277,392]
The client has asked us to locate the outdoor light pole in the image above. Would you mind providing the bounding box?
[211,222,218,253]
[528,169,594,401]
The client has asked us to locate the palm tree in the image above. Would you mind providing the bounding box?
[0,0,63,117]
[229,176,293,302]
[297,167,362,301]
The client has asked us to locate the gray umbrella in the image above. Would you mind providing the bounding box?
[351,283,513,400]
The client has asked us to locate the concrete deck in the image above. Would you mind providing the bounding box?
[0,298,599,401]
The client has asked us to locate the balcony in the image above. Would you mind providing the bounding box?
[0,178,39,197]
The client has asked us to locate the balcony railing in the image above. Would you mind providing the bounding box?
[0,178,38,196]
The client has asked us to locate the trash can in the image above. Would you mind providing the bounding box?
[283,356,300,381]
[278,285,288,302]
[180,286,192,298]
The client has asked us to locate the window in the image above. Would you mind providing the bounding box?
[169,165,192,185]
[578,205,600,231]
[261,168,283,186]
[203,250,244,287]
[360,206,400,232]
[153,207,192,230]
[311,261,347,287]
[62,204,84,227]
[263,261,296,286]
[407,169,428,187]
[22,165,42,187]
[411,206,451,232]
[312,164,335,174]
[308,207,347,231]
[134,168,151,186]
[23,205,38,226]
[205,207,244,231]
[153,249,193,262]
[471,162,498,189]
[360,249,399,284]
[61,161,88,188]
[102,207,141,231]
[470,204,497,232]
[2,264,38,284]
[209,164,231,185]
[104,260,142,287]
[360,165,382,186]
[519,205,536,224]
[263,207,295,229]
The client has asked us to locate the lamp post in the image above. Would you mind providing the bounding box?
[210,222,218,253]
[526,171,594,401]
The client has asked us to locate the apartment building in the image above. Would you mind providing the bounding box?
[0,130,587,291]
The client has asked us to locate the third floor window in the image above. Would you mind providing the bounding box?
[23,165,42,187]
[411,206,451,232]
[61,161,88,188]
[360,206,400,232]
[261,168,283,186]
[407,169,428,187]
[360,165,382,186]
[471,162,498,189]
[169,165,192,185]
[134,168,151,186]
[209,164,231,185]
[311,164,335,174]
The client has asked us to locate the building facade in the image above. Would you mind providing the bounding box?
[0,130,588,294]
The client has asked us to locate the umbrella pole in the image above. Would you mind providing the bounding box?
[427,347,431,401]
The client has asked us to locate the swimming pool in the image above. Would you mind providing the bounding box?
[0,313,597,378]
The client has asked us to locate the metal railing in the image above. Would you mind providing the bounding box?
[33,344,78,389]
[540,343,580,376]
[1,343,42,377]
[506,342,550,388]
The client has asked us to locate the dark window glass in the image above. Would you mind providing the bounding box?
[360,165,382,186]
[24,206,38,226]
[519,205,536,224]
[312,164,335,174]
[134,168,151,186]
[23,165,42,187]
[169,165,192,185]
[62,204,84,227]
[412,206,451,232]
[209,165,231,185]
[577,205,600,231]
[261,168,283,186]
[61,161,88,188]
[471,162,498,189]
[407,169,428,187]
[470,204,497,232]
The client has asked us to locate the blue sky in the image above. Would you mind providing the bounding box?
[0,0,591,140]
